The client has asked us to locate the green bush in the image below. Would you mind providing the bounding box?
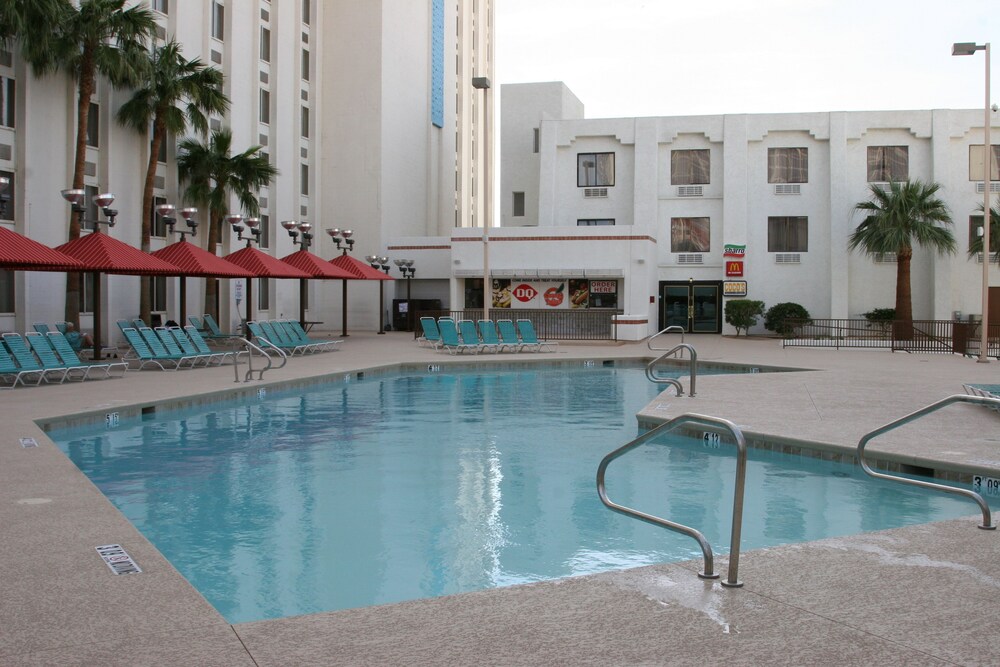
[764,302,812,336]
[862,307,895,323]
[724,299,765,336]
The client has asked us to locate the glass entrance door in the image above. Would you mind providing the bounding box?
[659,282,721,333]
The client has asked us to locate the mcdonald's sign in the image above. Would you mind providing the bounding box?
[726,260,744,277]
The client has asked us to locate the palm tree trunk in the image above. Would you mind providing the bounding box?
[65,57,95,328]
[139,118,164,325]
[893,249,914,340]
[204,209,222,322]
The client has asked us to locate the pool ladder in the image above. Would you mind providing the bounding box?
[232,337,287,383]
[646,327,697,396]
[857,394,999,530]
[597,413,747,587]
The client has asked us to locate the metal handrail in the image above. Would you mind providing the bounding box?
[645,343,697,396]
[857,394,999,530]
[597,413,748,587]
[648,325,685,351]
[232,337,286,383]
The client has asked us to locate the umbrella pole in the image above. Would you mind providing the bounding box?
[299,278,307,327]
[342,278,348,337]
[92,272,102,361]
[245,278,253,338]
[179,277,187,327]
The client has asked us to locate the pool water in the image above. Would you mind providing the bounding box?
[50,366,993,623]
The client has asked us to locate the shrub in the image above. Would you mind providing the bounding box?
[862,307,895,324]
[764,302,812,336]
[724,299,765,336]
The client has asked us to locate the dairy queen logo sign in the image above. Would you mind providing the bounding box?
[512,284,538,302]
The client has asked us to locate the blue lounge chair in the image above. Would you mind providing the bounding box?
[281,320,338,353]
[497,319,526,352]
[437,318,479,354]
[259,321,311,355]
[418,317,443,348]
[0,340,45,388]
[46,331,127,379]
[246,321,294,357]
[127,327,192,370]
[26,332,88,381]
[478,320,514,353]
[516,319,558,352]
[183,326,234,365]
[459,319,498,353]
[2,333,68,383]
[160,327,220,367]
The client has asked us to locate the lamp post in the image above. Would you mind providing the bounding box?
[953,41,993,362]
[59,189,119,360]
[156,204,199,325]
[327,228,355,337]
[229,214,262,336]
[367,255,391,333]
[394,259,416,331]
[283,220,315,327]
[472,75,492,323]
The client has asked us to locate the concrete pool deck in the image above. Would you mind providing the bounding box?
[1,332,998,666]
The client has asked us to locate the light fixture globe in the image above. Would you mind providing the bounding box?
[244,217,260,229]
[94,193,115,208]
[61,188,86,206]
[281,220,299,231]
[180,207,198,221]
[341,229,353,239]
[156,203,176,218]
[298,222,312,233]
[365,255,378,264]
[326,227,341,238]
[225,213,244,227]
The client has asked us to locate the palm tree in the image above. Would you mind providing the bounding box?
[117,39,229,324]
[0,0,66,44]
[849,180,957,339]
[20,0,155,325]
[967,204,1000,265]
[177,129,278,321]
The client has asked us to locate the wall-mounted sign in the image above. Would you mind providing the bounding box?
[491,279,618,309]
[726,261,744,277]
[723,244,746,257]
[723,281,748,297]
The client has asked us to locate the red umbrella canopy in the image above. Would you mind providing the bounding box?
[222,245,311,278]
[54,230,179,275]
[330,253,395,280]
[281,249,355,278]
[151,239,254,278]
[0,226,86,271]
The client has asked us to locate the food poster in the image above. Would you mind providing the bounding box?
[506,280,570,309]
[568,279,589,309]
[491,279,512,308]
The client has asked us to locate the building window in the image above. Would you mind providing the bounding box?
[577,153,615,187]
[767,147,808,183]
[768,216,808,252]
[302,0,310,25]
[577,219,615,226]
[670,149,710,185]
[152,0,168,14]
[258,277,269,310]
[670,217,710,252]
[258,214,269,249]
[301,164,309,195]
[969,215,990,254]
[259,89,270,124]
[867,146,908,182]
[86,102,99,148]
[0,170,14,221]
[260,27,270,62]
[969,144,1000,181]
[301,106,309,138]
[532,128,539,153]
[211,2,224,41]
[512,192,525,217]
[150,195,167,237]
[0,269,14,313]
[0,76,14,128]
[301,49,310,81]
[150,275,167,313]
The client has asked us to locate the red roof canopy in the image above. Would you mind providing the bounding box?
[330,253,395,280]
[280,249,355,278]
[222,245,311,278]
[0,226,86,271]
[54,230,179,275]
[151,240,253,278]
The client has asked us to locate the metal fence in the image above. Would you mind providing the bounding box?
[781,318,1000,357]
[415,309,624,341]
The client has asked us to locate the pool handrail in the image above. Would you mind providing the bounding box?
[648,325,685,351]
[232,336,286,382]
[645,343,697,396]
[597,412,747,588]
[856,394,999,530]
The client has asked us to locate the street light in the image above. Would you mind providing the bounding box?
[953,41,993,362]
[327,228,356,337]
[394,259,416,331]
[157,204,199,240]
[366,255,391,334]
[472,75,492,323]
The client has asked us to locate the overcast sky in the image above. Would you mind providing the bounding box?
[495,0,997,118]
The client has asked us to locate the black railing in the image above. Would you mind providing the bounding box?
[781,318,1000,357]
[414,309,624,341]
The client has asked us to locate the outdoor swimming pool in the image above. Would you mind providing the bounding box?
[50,364,995,623]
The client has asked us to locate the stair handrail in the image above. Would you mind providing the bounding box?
[857,394,999,530]
[232,337,286,383]
[645,343,697,396]
[597,413,747,587]
[648,325,686,351]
